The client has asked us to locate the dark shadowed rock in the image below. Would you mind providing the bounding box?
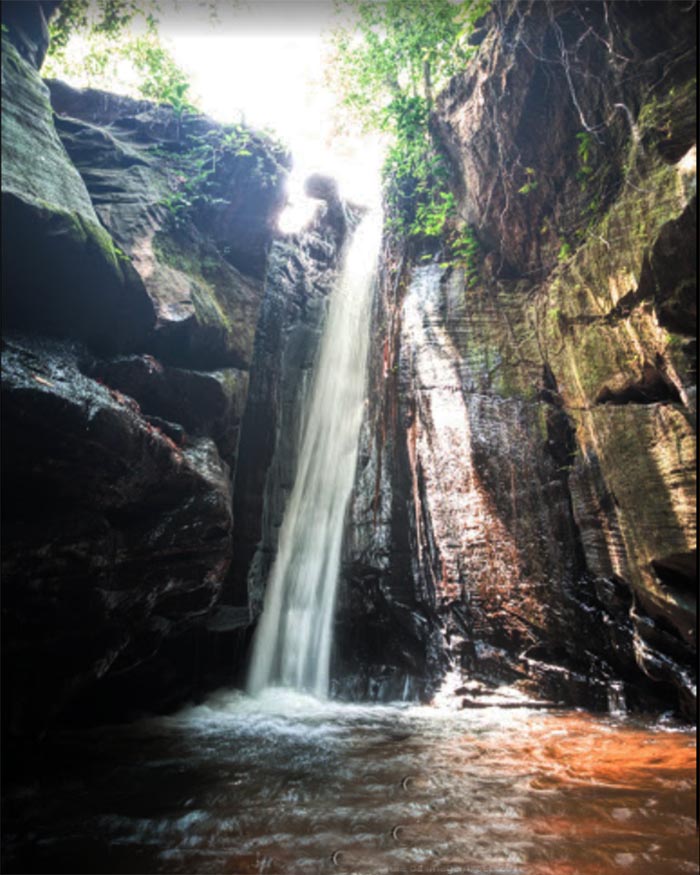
[228,207,354,614]
[304,173,339,202]
[304,172,349,242]
[0,0,58,70]
[86,354,249,466]
[1,335,233,738]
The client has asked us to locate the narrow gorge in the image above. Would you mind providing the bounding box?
[1,1,696,873]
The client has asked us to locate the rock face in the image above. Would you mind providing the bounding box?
[46,79,289,367]
[1,1,59,71]
[1,0,695,733]
[1,335,233,735]
[0,15,344,735]
[1,38,155,353]
[341,0,696,717]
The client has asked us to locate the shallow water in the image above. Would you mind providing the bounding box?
[3,689,696,875]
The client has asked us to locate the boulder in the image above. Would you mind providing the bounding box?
[1,335,233,738]
[87,354,249,466]
[48,80,291,369]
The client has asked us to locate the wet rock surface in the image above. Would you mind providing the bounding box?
[1,335,233,737]
[85,355,249,468]
[338,245,448,702]
[345,0,696,717]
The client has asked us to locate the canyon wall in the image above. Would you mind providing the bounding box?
[1,0,696,735]
[1,11,348,735]
[340,0,696,718]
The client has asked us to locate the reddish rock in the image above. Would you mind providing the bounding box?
[342,0,696,717]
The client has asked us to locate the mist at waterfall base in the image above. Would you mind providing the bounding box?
[247,212,382,699]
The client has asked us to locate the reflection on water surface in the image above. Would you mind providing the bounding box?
[3,689,696,874]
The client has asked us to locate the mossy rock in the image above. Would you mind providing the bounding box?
[149,230,262,369]
[1,193,155,351]
[1,36,155,351]
[1,36,95,218]
[44,81,284,368]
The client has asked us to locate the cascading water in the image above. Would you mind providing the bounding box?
[247,211,382,697]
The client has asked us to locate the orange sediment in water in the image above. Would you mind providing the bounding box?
[2,694,696,874]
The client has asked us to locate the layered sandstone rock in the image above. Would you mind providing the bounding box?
[342,0,696,717]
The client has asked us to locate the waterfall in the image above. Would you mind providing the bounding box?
[606,680,627,715]
[247,211,382,697]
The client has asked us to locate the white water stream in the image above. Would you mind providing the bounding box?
[247,212,382,697]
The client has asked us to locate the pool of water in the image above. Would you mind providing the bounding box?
[3,688,696,874]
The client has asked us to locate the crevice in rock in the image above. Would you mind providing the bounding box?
[595,362,682,405]
[638,196,697,337]
[651,551,697,594]
[540,363,578,473]
[654,126,697,164]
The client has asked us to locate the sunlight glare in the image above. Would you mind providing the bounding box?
[162,22,384,232]
[45,3,382,234]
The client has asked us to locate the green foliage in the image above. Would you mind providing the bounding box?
[412,191,456,237]
[332,1,490,242]
[576,131,593,165]
[666,332,684,352]
[47,0,158,57]
[158,126,281,227]
[44,0,199,129]
[446,224,480,286]
[381,93,450,238]
[454,0,492,39]
[46,25,196,125]
[575,131,595,191]
[112,243,131,263]
[557,241,572,262]
[332,0,468,128]
[125,34,193,110]
[585,193,601,214]
[517,167,538,195]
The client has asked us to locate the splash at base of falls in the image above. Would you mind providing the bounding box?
[247,212,382,698]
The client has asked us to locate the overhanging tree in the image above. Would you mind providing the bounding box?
[331,0,489,269]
